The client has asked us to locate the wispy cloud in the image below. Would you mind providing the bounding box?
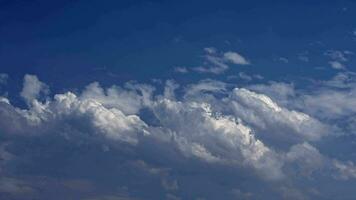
[192,48,250,74]
[174,66,188,73]
[324,50,353,69]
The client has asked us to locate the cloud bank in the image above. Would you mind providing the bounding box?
[1,74,356,199]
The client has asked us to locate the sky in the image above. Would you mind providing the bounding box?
[1,0,356,199]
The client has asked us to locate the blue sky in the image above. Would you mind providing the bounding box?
[1,0,356,199]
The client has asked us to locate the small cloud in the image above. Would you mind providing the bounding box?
[0,73,8,85]
[298,55,309,62]
[238,72,252,81]
[193,48,250,74]
[174,67,188,73]
[329,61,345,69]
[20,74,49,104]
[278,57,289,63]
[253,74,264,80]
[203,47,217,54]
[228,72,263,82]
[325,50,348,62]
[223,51,250,65]
[324,50,352,70]
[298,51,309,62]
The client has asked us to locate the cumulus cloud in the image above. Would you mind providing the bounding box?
[20,74,49,104]
[80,82,152,115]
[1,75,356,199]
[152,99,284,179]
[227,88,328,143]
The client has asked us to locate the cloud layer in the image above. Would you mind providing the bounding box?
[1,74,356,199]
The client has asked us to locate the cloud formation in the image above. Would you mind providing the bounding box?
[192,48,250,74]
[20,74,49,104]
[1,74,356,199]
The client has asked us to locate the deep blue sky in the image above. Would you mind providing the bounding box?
[1,0,356,91]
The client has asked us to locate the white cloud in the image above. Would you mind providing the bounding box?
[20,74,49,104]
[325,50,352,70]
[163,80,179,100]
[223,52,250,65]
[238,72,252,81]
[329,61,345,69]
[333,160,356,180]
[81,82,147,115]
[0,73,8,85]
[286,142,324,176]
[0,97,10,104]
[2,75,356,199]
[54,92,148,144]
[193,54,229,74]
[228,88,327,142]
[193,48,250,74]
[152,99,284,180]
[203,47,217,54]
[325,50,348,62]
[174,67,188,73]
[248,82,295,106]
[278,57,289,63]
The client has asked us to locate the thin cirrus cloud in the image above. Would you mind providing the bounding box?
[1,74,356,199]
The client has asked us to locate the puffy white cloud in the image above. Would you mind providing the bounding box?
[81,82,145,115]
[248,82,295,106]
[163,80,179,100]
[286,142,324,176]
[152,99,284,179]
[0,97,10,104]
[20,74,49,104]
[2,75,356,199]
[228,88,327,142]
[294,73,356,121]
